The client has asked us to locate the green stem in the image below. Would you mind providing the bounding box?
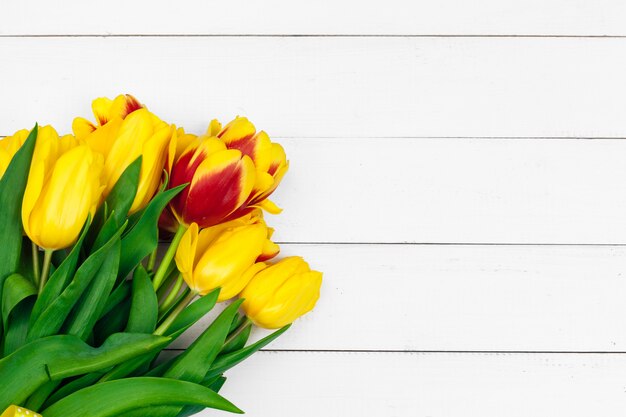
[154,291,197,336]
[32,242,40,286]
[39,249,54,293]
[224,318,253,346]
[147,247,158,272]
[159,274,184,315]
[153,225,186,291]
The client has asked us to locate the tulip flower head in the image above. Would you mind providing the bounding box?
[240,256,322,329]
[175,214,279,301]
[217,117,289,215]
[73,95,174,214]
[22,126,104,250]
[168,136,256,229]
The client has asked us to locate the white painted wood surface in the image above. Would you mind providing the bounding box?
[3,38,626,139]
[3,1,626,36]
[2,2,626,415]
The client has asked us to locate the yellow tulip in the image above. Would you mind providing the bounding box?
[0,129,29,179]
[240,256,322,329]
[175,216,278,302]
[22,132,104,250]
[73,95,174,214]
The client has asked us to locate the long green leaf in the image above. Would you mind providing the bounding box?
[42,377,242,417]
[165,288,220,339]
[118,184,186,278]
[98,280,131,320]
[104,156,141,229]
[177,376,228,417]
[205,325,291,381]
[2,274,36,329]
[165,300,243,382]
[2,298,34,355]
[30,220,90,325]
[0,126,37,337]
[25,380,61,412]
[126,265,158,334]
[64,239,121,340]
[42,373,102,410]
[0,333,169,411]
[27,225,126,341]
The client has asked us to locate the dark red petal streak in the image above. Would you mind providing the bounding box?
[182,161,248,228]
[169,148,207,217]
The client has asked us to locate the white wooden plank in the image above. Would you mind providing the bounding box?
[3,37,626,138]
[171,244,626,352]
[269,138,626,244]
[194,351,626,416]
[3,1,626,36]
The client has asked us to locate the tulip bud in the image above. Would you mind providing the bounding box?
[73,95,174,214]
[168,136,256,228]
[217,117,289,214]
[240,256,322,329]
[175,216,278,301]
[22,128,104,250]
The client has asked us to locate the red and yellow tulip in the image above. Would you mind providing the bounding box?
[217,117,288,215]
[167,136,256,229]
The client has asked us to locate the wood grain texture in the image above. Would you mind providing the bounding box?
[3,37,626,138]
[170,243,626,352]
[3,1,626,36]
[200,351,626,417]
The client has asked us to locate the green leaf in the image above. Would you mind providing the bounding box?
[205,325,291,381]
[103,156,141,229]
[27,224,126,341]
[0,332,170,411]
[165,288,220,339]
[91,210,122,252]
[0,126,37,327]
[165,300,243,382]
[25,380,61,412]
[3,298,34,355]
[126,265,158,334]
[118,184,186,278]
[98,280,131,320]
[2,273,36,329]
[177,376,228,417]
[30,221,89,326]
[42,373,102,410]
[93,298,130,345]
[135,301,244,417]
[43,377,243,417]
[221,314,252,355]
[64,239,121,340]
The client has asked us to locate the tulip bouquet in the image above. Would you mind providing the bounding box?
[0,95,322,417]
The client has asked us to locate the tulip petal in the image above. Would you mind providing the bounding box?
[92,97,115,125]
[21,160,45,242]
[175,223,199,292]
[182,150,255,228]
[218,117,256,146]
[72,117,96,140]
[206,119,222,137]
[258,239,280,262]
[130,125,172,214]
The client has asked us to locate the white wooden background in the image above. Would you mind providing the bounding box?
[3,1,626,415]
